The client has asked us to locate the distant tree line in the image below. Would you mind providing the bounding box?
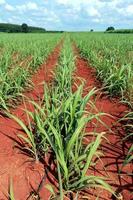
[105,26,133,34]
[0,23,46,33]
[46,30,64,33]
[0,23,64,33]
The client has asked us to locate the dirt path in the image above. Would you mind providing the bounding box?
[73,46,133,200]
[0,42,62,200]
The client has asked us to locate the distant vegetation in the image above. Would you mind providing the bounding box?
[21,23,29,33]
[105,27,133,34]
[107,29,133,34]
[0,23,46,33]
[0,23,64,33]
[106,26,115,32]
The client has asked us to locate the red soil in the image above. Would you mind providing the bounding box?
[0,43,61,200]
[74,47,133,200]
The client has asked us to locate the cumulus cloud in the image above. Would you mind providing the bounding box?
[0,0,5,5]
[125,4,133,15]
[26,2,38,10]
[92,18,101,23]
[56,0,104,8]
[87,7,101,17]
[0,0,133,31]
[5,3,15,11]
[54,0,133,30]
[117,3,133,16]
[16,2,38,12]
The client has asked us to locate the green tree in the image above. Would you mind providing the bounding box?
[21,23,29,33]
[106,26,115,31]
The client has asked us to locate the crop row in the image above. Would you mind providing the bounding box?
[9,37,115,199]
[0,33,62,110]
[72,32,133,107]
[72,32,133,177]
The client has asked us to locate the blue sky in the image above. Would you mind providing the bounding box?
[0,0,133,31]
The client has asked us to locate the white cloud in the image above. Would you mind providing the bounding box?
[92,18,101,23]
[88,7,101,17]
[56,0,125,12]
[56,0,69,5]
[26,2,38,10]
[31,8,49,16]
[5,3,15,11]
[56,0,102,7]
[56,0,105,17]
[46,11,60,23]
[126,4,133,15]
[0,0,5,5]
[16,1,38,12]
[0,0,6,5]
[56,0,82,10]
[46,17,60,23]
[1,0,132,31]
[118,4,133,16]
[57,0,103,19]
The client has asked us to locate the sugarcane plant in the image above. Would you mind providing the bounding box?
[0,33,62,110]
[120,111,133,169]
[73,32,133,106]
[9,37,115,199]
